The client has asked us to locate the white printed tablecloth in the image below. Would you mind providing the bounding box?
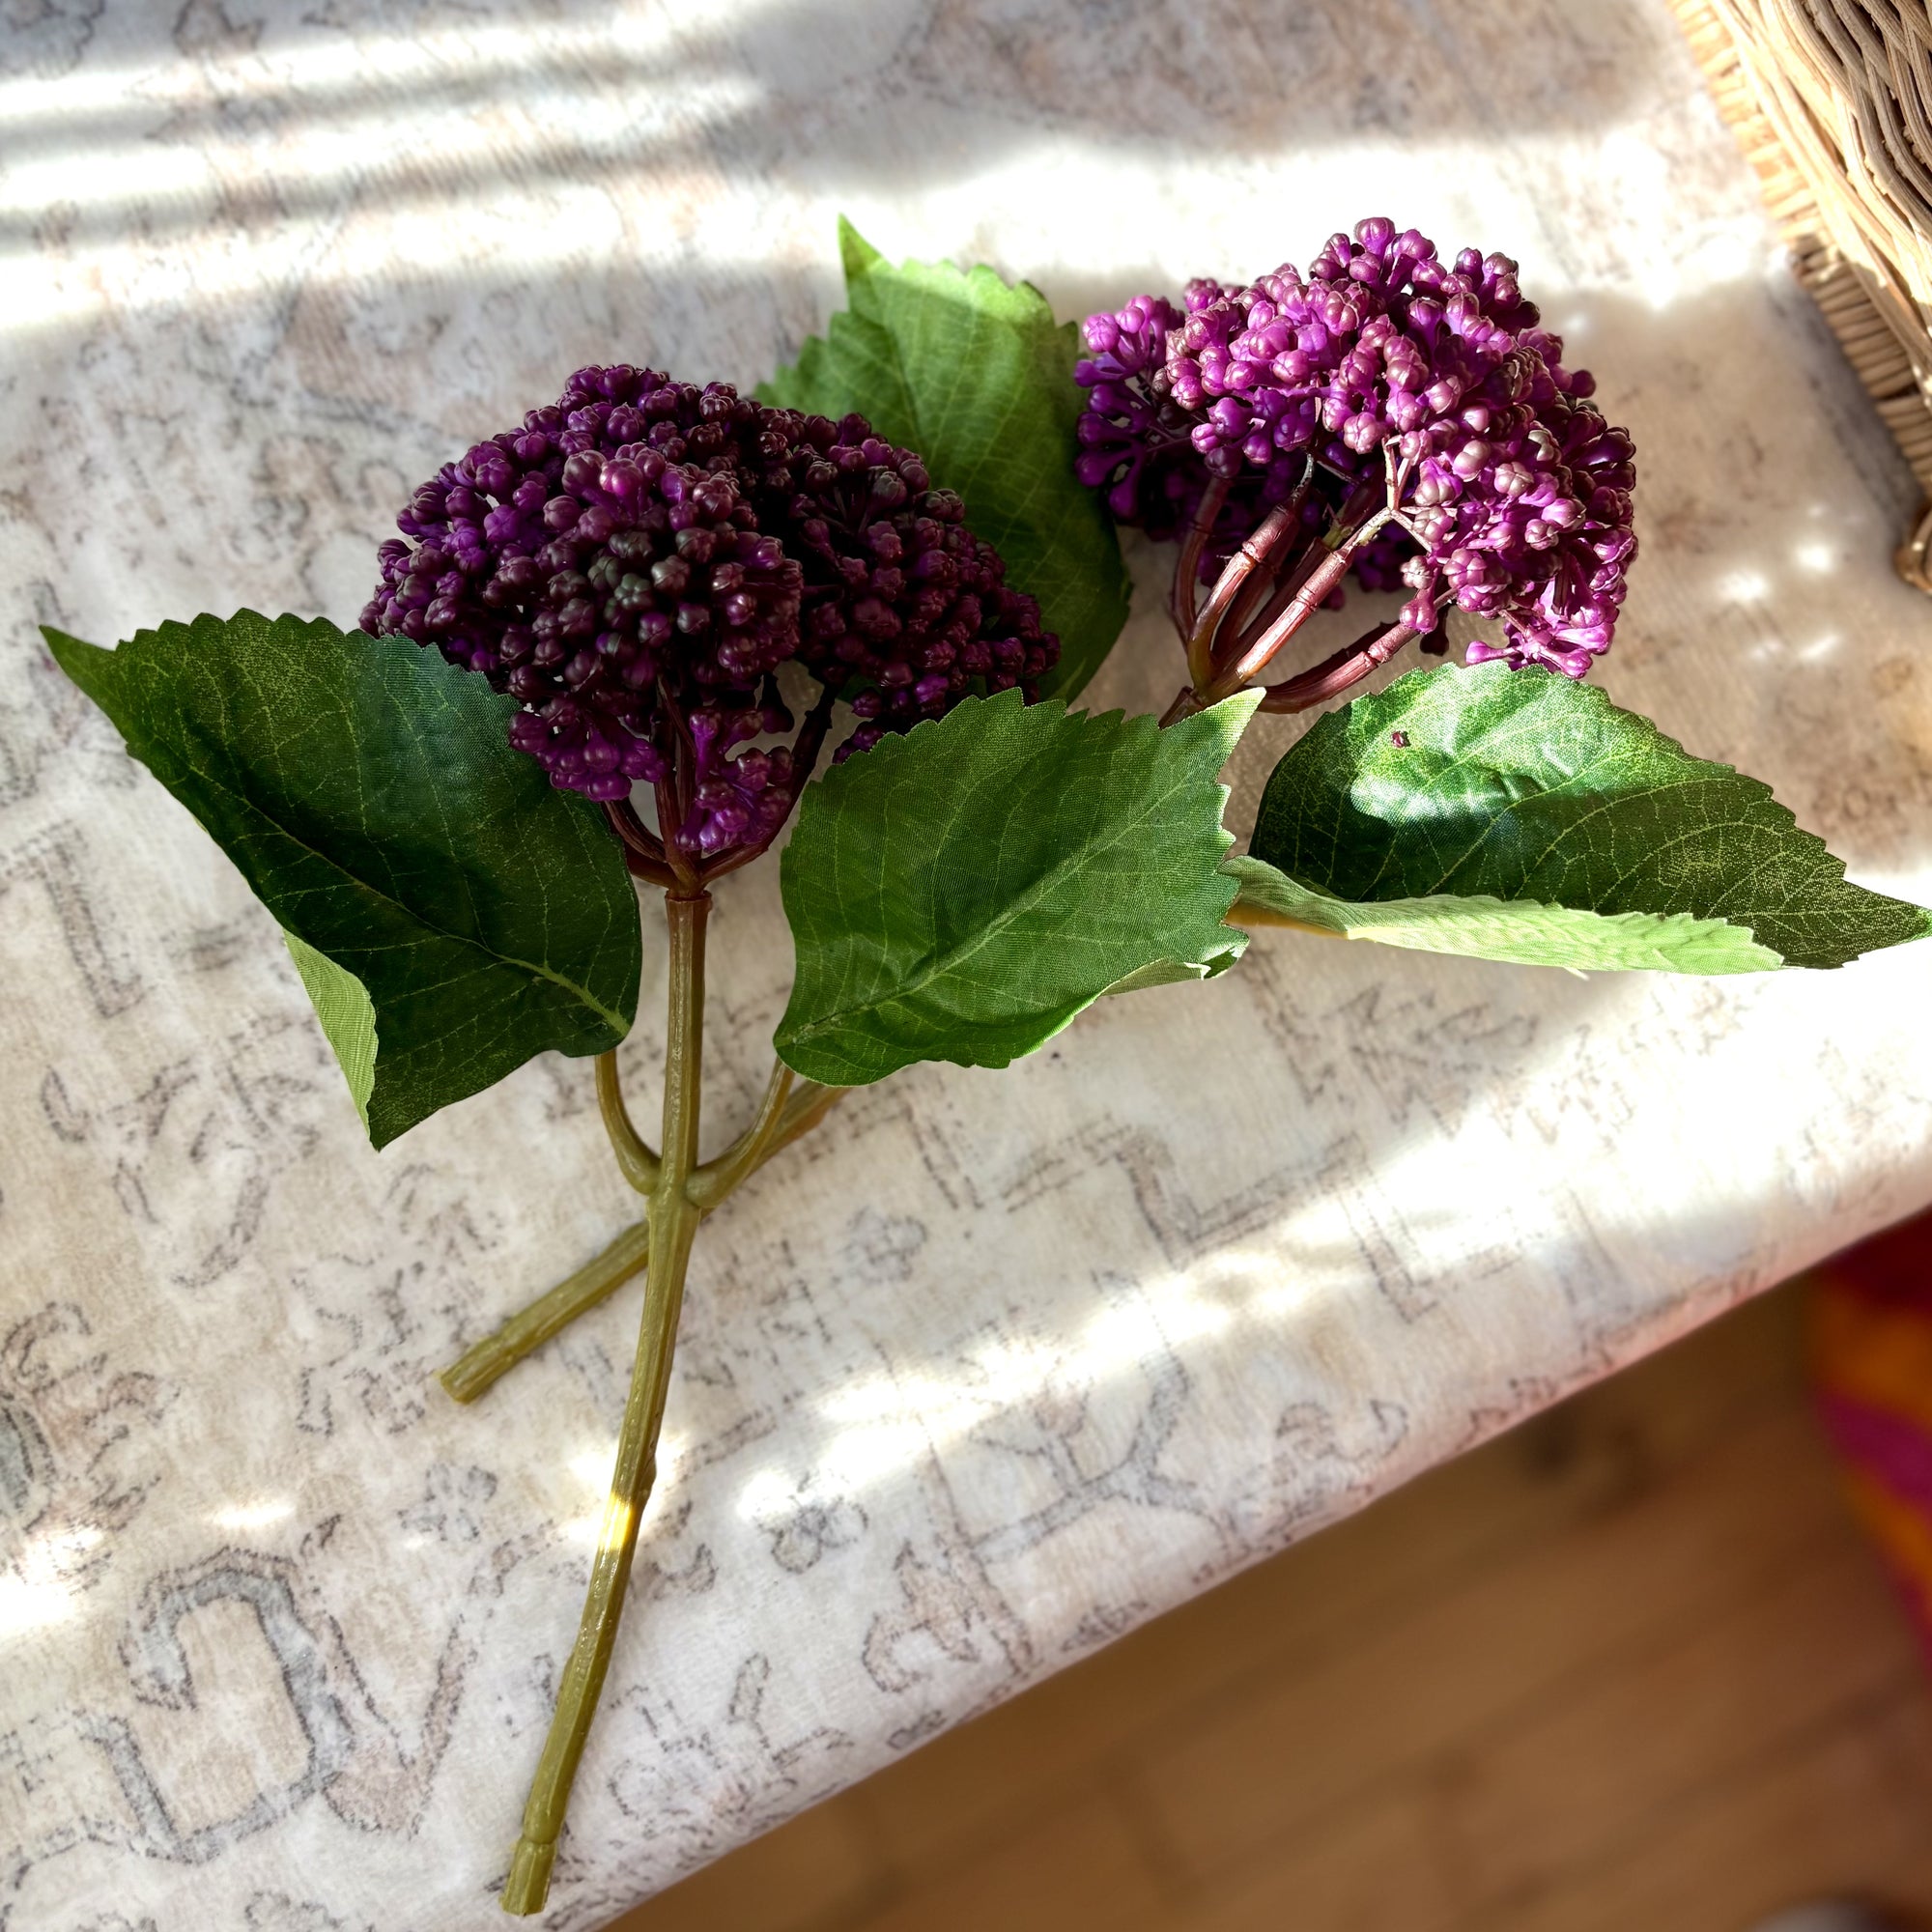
[5,2,1932,1927]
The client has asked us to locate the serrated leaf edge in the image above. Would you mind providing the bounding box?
[1221,854,1787,974]
[47,615,636,1033]
[1260,663,1932,969]
[776,689,1260,1066]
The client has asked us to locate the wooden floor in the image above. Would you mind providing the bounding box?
[612,1283,1932,1932]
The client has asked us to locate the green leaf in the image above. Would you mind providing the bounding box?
[283,930,380,1122]
[775,689,1260,1086]
[1223,856,1782,973]
[1100,925,1249,997]
[1248,662,1930,972]
[758,217,1131,701]
[47,613,641,1146]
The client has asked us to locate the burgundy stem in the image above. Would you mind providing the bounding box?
[648,691,705,896]
[604,796,666,860]
[1212,528,1331,673]
[1218,472,1316,646]
[1329,471,1385,539]
[653,780,701,895]
[1210,509,1393,696]
[1257,620,1418,715]
[1159,685,1200,728]
[786,685,840,792]
[1171,472,1232,646]
[696,837,769,891]
[1185,496,1304,691]
[602,800,679,891]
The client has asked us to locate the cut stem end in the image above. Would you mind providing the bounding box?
[500,1836,555,1916]
[439,1218,652,1404]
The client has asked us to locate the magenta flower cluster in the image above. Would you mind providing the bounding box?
[364,367,1056,855]
[1075,218,1637,676]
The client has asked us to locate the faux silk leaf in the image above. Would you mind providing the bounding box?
[1249,662,1930,972]
[775,689,1260,1086]
[1223,856,1782,973]
[757,217,1131,700]
[283,930,381,1121]
[1100,925,1249,997]
[47,612,641,1147]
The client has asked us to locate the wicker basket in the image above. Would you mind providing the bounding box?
[1670,0,1932,592]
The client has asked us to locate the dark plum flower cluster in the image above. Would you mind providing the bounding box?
[1075,218,1636,678]
[743,411,1056,756]
[363,366,1056,857]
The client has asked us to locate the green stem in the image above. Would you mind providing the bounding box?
[687,1059,792,1209]
[440,1219,651,1406]
[438,1068,845,1401]
[762,1078,847,1159]
[500,890,710,1917]
[596,1048,659,1194]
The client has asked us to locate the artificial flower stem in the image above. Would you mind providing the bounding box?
[502,890,710,1917]
[1185,497,1301,690]
[1218,547,1290,648]
[434,1079,845,1399]
[439,1220,651,1406]
[1213,520,1338,671]
[1259,620,1419,715]
[654,766,703,897]
[1210,510,1394,696]
[696,688,839,891]
[602,801,679,891]
[1217,474,1317,647]
[1171,472,1233,645]
[1159,686,1203,727]
[688,1060,793,1209]
[763,1080,847,1158]
[596,1049,660,1195]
